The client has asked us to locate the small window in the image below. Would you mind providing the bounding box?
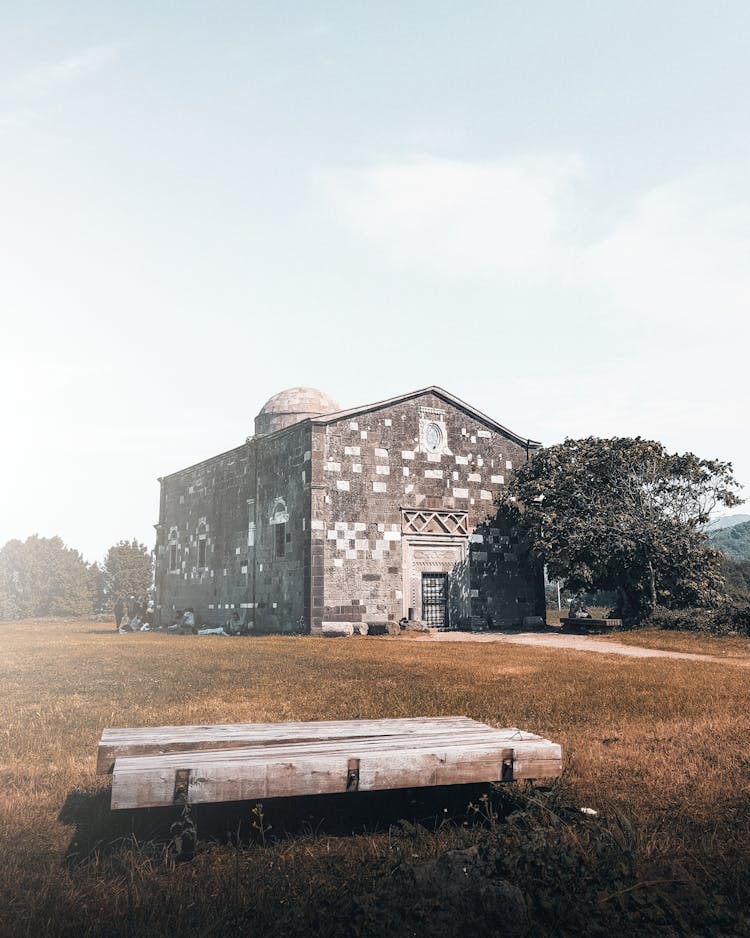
[275,522,286,558]
[169,543,178,571]
[196,521,208,568]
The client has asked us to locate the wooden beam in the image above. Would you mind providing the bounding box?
[97,716,486,774]
[108,723,562,810]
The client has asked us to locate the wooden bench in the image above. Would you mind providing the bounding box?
[97,717,562,810]
[560,617,623,634]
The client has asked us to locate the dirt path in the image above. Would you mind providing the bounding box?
[416,630,745,664]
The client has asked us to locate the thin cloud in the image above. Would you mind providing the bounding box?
[5,43,119,99]
[324,156,750,327]
[572,167,750,326]
[323,155,584,275]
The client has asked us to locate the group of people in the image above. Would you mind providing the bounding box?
[168,608,253,636]
[114,595,154,633]
[185,609,254,636]
[114,601,252,636]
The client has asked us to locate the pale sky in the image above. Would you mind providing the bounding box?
[1,1,748,563]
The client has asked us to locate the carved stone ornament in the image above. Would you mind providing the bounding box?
[402,509,469,537]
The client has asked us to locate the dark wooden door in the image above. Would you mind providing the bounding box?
[422,572,448,629]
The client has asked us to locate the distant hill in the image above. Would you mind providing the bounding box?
[705,514,750,532]
[710,520,750,562]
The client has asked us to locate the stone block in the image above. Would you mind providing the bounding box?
[321,622,355,637]
[367,621,400,635]
[401,619,431,632]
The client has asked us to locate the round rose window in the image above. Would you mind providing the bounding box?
[424,422,443,452]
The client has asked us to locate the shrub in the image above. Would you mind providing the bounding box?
[648,602,750,636]
[719,555,750,603]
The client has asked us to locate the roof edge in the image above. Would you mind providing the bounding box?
[159,386,541,481]
[159,441,250,482]
[310,385,541,449]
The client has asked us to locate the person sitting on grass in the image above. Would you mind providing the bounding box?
[181,608,196,634]
[568,595,592,619]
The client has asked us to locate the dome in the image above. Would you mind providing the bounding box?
[254,387,341,436]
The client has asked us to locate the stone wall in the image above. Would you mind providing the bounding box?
[155,444,255,626]
[252,422,311,632]
[155,423,313,631]
[310,391,544,632]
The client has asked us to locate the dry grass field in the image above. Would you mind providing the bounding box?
[598,628,750,658]
[2,619,750,937]
[548,606,750,656]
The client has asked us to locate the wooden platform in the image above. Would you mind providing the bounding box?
[560,617,623,634]
[98,717,562,810]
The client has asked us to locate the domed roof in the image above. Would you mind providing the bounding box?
[254,387,341,436]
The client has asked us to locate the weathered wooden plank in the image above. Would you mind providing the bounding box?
[110,730,562,809]
[109,729,551,770]
[511,756,563,779]
[111,750,561,809]
[101,715,480,743]
[97,716,496,774]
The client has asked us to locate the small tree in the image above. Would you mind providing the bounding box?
[503,437,742,624]
[103,540,153,604]
[0,535,96,619]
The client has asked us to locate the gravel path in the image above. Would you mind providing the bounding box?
[415,630,742,664]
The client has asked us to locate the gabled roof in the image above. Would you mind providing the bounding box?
[310,385,541,449]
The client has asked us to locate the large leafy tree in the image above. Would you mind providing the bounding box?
[0,535,97,619]
[503,437,742,623]
[103,539,153,603]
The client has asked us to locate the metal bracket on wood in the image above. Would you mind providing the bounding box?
[501,749,514,783]
[174,768,191,803]
[346,758,360,792]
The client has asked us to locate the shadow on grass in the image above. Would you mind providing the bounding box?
[59,781,503,866]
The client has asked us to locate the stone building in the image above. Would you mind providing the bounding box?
[154,386,545,632]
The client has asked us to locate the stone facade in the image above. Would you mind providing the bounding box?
[154,386,545,632]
